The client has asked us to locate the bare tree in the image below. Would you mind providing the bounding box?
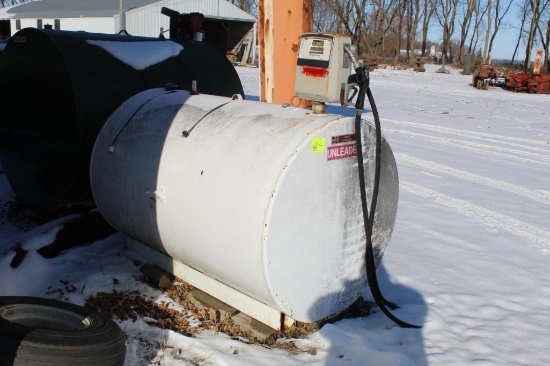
[405,0,423,63]
[482,0,492,63]
[436,0,460,62]
[510,0,530,64]
[467,0,488,55]
[366,0,399,57]
[321,0,369,54]
[395,0,405,62]
[457,0,477,62]
[312,0,338,32]
[523,0,549,69]
[536,18,550,71]
[420,0,437,56]
[487,0,514,59]
[371,0,408,63]
[349,0,370,52]
[278,0,545,66]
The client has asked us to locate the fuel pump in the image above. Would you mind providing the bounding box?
[295,32,419,328]
[295,33,354,112]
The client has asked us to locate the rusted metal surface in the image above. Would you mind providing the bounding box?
[258,0,313,106]
[535,74,550,94]
[471,57,550,94]
[472,64,502,90]
[477,64,497,79]
[506,73,530,91]
[506,72,550,94]
[161,7,204,41]
[503,49,549,94]
[258,0,269,103]
[533,50,544,75]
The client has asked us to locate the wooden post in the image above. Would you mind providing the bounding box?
[258,0,313,106]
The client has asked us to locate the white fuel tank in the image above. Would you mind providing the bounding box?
[90,88,399,323]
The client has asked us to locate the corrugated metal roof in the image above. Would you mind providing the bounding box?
[0,3,20,19]
[1,0,255,22]
[3,0,161,19]
[128,0,255,22]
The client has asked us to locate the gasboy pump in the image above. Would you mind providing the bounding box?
[295,33,354,112]
[295,32,419,328]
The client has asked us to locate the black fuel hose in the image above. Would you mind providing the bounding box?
[353,67,420,328]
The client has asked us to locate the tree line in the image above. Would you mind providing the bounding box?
[3,1,548,69]
[311,0,549,70]
[234,0,548,69]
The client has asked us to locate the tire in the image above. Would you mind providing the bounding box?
[0,296,126,366]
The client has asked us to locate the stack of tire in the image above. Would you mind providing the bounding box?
[0,297,126,365]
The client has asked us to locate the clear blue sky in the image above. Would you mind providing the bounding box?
[489,2,524,60]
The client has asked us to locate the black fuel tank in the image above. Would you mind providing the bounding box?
[0,27,243,212]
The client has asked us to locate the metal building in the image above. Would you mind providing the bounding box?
[0,0,256,61]
[0,0,153,34]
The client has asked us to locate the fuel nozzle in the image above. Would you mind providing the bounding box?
[344,45,369,110]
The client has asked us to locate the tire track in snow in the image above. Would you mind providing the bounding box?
[371,77,499,100]
[396,153,550,205]
[373,77,470,93]
[382,118,550,151]
[386,129,550,167]
[400,181,550,253]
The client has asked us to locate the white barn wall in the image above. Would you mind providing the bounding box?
[11,19,37,34]
[125,8,169,37]
[11,17,117,35]
[58,17,117,33]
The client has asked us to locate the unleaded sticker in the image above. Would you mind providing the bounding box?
[327,143,357,161]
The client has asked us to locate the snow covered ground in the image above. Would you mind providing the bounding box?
[1,63,549,365]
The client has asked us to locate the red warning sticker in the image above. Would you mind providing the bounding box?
[331,134,355,144]
[327,143,357,161]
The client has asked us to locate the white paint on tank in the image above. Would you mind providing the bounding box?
[91,88,399,323]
